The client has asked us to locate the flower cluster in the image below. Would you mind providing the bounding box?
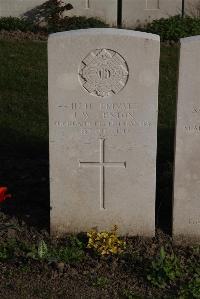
[87,225,126,256]
[0,187,11,203]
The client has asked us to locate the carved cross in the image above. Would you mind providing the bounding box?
[79,139,126,210]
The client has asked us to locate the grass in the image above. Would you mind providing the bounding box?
[159,45,179,128]
[0,40,48,156]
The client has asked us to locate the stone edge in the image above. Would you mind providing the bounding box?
[180,35,200,44]
[48,28,160,41]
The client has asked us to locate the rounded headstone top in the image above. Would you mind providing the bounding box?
[49,28,160,41]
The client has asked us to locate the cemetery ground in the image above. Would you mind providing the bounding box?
[0,39,199,299]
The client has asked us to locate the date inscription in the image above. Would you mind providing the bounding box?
[55,102,152,137]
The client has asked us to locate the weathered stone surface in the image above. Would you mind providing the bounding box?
[0,0,117,26]
[173,36,200,243]
[64,0,117,26]
[122,0,182,28]
[0,0,46,17]
[48,28,160,237]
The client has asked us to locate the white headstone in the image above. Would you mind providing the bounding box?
[0,0,117,26]
[122,0,182,28]
[0,0,46,17]
[65,0,118,26]
[173,36,200,243]
[48,28,160,237]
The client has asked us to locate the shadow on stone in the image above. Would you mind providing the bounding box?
[22,0,73,26]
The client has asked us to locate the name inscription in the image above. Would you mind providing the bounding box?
[55,102,152,137]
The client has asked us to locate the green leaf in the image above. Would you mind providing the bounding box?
[38,240,48,259]
[160,246,166,260]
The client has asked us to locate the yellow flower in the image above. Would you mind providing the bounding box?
[87,226,126,256]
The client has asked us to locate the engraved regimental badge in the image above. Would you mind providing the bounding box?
[79,49,129,97]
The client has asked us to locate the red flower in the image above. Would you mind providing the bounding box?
[0,187,11,203]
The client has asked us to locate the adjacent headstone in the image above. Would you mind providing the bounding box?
[173,36,200,243]
[65,0,118,26]
[48,28,160,236]
[0,0,46,17]
[122,0,182,28]
[187,0,200,18]
[1,0,200,27]
[0,0,117,26]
